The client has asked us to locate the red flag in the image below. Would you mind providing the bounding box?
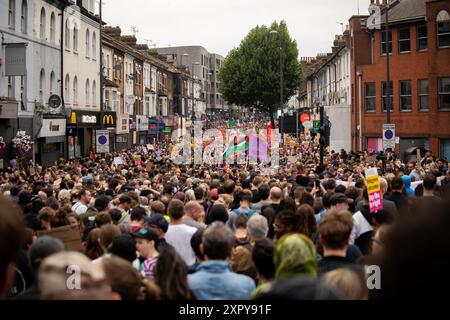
[267,121,272,144]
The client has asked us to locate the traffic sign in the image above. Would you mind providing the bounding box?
[312,120,321,133]
[383,124,396,151]
[96,130,109,153]
[300,113,310,123]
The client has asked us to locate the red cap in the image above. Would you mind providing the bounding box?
[210,188,219,200]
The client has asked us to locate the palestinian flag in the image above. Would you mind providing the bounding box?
[223,136,249,158]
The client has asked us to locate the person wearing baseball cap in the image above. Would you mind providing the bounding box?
[132,228,160,279]
[144,214,172,252]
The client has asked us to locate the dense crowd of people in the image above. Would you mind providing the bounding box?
[0,118,449,300]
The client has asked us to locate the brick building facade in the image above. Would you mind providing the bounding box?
[350,0,450,160]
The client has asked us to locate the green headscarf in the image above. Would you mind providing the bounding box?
[274,234,317,279]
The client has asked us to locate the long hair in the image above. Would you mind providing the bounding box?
[84,228,103,260]
[154,247,194,300]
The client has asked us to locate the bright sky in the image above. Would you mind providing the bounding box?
[103,0,371,58]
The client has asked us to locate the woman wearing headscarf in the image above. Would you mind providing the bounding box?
[274,233,318,279]
[252,233,317,297]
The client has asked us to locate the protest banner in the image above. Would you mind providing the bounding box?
[133,155,142,167]
[365,167,383,213]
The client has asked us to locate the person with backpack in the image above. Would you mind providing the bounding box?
[227,194,256,230]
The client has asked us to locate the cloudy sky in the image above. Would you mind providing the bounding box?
[103,0,371,58]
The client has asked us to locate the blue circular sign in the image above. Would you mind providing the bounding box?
[98,136,107,145]
[384,130,394,140]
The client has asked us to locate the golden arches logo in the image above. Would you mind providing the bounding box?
[103,114,114,125]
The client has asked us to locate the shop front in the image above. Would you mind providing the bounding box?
[136,115,149,146]
[148,118,164,143]
[0,100,19,164]
[162,116,178,140]
[367,137,383,153]
[37,117,67,167]
[101,112,117,153]
[67,111,99,159]
[116,114,130,152]
[441,139,450,161]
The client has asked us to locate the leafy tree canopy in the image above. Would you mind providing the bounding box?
[218,21,303,126]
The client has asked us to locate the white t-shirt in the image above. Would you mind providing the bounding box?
[72,202,88,215]
[350,211,373,245]
[165,224,197,266]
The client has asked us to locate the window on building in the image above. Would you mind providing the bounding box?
[21,0,27,34]
[8,77,15,98]
[89,0,95,13]
[39,69,45,104]
[399,80,412,111]
[65,20,70,49]
[20,76,26,110]
[113,91,118,112]
[85,79,90,106]
[418,79,429,111]
[364,83,376,112]
[398,27,411,53]
[85,29,90,58]
[417,23,427,51]
[382,81,393,112]
[438,77,450,110]
[50,12,55,43]
[40,7,46,40]
[105,90,110,109]
[92,80,96,106]
[107,54,110,78]
[73,76,78,104]
[50,71,55,95]
[92,32,97,60]
[73,24,78,52]
[437,10,450,48]
[381,30,392,54]
[64,74,70,102]
[8,0,15,29]
[145,97,150,116]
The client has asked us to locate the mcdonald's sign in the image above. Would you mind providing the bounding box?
[102,112,117,128]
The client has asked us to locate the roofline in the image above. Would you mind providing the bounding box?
[309,46,347,79]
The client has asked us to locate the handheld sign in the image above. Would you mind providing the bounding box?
[365,168,383,213]
[133,155,142,167]
[113,157,124,165]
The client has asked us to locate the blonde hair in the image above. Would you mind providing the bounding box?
[219,194,233,209]
[321,268,368,300]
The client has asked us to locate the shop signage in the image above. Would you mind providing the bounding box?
[38,118,66,138]
[136,115,148,132]
[102,112,117,128]
[0,101,18,119]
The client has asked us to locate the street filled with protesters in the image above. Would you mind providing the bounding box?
[1,117,450,300]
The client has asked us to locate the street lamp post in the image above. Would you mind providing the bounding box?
[180,53,189,136]
[99,0,104,130]
[191,62,200,137]
[385,1,392,124]
[270,30,284,143]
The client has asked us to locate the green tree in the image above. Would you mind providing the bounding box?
[218,21,303,127]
